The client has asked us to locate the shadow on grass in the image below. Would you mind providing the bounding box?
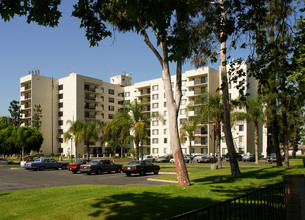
[88,192,216,220]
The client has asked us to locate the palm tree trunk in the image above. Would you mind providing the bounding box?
[75,145,78,162]
[216,123,222,168]
[189,139,192,164]
[254,120,259,164]
[121,142,124,158]
[87,144,90,160]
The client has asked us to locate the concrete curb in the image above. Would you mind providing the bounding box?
[147,178,178,184]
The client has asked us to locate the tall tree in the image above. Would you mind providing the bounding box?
[32,104,42,131]
[82,120,101,160]
[8,100,20,127]
[72,0,212,186]
[194,92,223,168]
[179,118,197,163]
[232,97,264,164]
[64,120,84,162]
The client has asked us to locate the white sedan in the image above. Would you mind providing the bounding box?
[169,156,191,163]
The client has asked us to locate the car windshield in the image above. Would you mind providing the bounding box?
[89,160,99,164]
[34,158,41,162]
[75,160,85,164]
[128,161,140,165]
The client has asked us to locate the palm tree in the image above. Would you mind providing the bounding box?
[194,92,223,168]
[82,120,101,160]
[114,100,151,160]
[232,97,264,164]
[64,120,83,162]
[179,118,197,163]
[103,119,121,161]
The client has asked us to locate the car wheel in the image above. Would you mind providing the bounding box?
[87,172,91,175]
[126,173,131,176]
[154,169,159,175]
[140,170,145,176]
[55,167,59,170]
[107,170,111,174]
[116,168,122,173]
[72,171,77,174]
[39,166,44,171]
[61,165,67,170]
[96,169,101,175]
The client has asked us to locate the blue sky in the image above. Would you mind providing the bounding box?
[0,1,250,117]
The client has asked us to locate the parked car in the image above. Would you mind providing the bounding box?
[140,155,155,162]
[225,153,243,162]
[155,155,173,163]
[243,154,255,162]
[266,153,284,163]
[20,159,34,167]
[122,160,160,176]
[169,155,191,163]
[79,159,123,175]
[194,155,213,163]
[0,158,14,165]
[68,159,90,174]
[24,158,69,171]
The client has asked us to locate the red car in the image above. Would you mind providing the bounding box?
[68,159,90,174]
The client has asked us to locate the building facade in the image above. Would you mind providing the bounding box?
[20,65,266,157]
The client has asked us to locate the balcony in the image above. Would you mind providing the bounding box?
[84,95,96,101]
[20,93,31,101]
[85,105,96,110]
[20,84,31,92]
[84,113,96,119]
[21,103,31,110]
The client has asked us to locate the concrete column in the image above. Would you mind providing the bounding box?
[282,174,305,220]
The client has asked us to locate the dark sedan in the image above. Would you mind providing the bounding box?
[122,160,160,176]
[79,159,123,175]
[68,159,90,174]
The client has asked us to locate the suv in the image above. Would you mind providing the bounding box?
[141,155,155,163]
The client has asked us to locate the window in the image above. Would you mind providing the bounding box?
[108,89,114,95]
[109,97,114,103]
[152,129,159,135]
[239,124,244,131]
[58,111,63,117]
[101,87,104,93]
[101,104,104,110]
[164,102,167,107]
[163,120,167,125]
[152,85,159,91]
[201,87,208,92]
[180,109,186,115]
[58,84,63,90]
[58,138,63,143]
[101,96,104,101]
[152,138,159,144]
[239,136,244,143]
[201,76,208,83]
[201,148,208,154]
[201,137,208,145]
[118,92,124,97]
[164,111,167,116]
[118,100,124,105]
[164,129,167,135]
[108,106,114,111]
[58,102,63,108]
[152,103,159,109]
[58,129,63,134]
[164,148,167,154]
[108,114,113,119]
[125,92,130,97]
[201,127,208,135]
[101,113,104,118]
[152,121,159,126]
[164,138,167,144]
[58,120,63,126]
[180,118,186,124]
[152,94,159,100]
[152,148,159,154]
[181,99,187,105]
[58,93,63,99]
[152,112,158,117]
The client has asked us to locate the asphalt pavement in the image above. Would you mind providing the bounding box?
[0,166,172,192]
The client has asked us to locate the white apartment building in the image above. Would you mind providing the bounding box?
[219,62,268,156]
[20,72,128,156]
[20,65,266,157]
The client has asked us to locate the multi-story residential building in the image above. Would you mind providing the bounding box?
[20,72,129,156]
[219,62,268,156]
[20,65,266,157]
[124,67,219,156]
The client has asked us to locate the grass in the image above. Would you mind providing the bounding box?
[0,159,304,220]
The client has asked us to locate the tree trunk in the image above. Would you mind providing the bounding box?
[254,120,259,164]
[87,144,90,160]
[219,0,241,178]
[216,123,222,168]
[189,139,192,164]
[134,140,139,160]
[21,146,24,161]
[121,142,124,158]
[162,57,190,186]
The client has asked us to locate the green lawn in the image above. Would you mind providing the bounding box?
[0,159,304,220]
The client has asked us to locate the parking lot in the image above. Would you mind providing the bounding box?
[0,166,171,192]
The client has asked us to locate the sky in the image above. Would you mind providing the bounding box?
[0,1,244,117]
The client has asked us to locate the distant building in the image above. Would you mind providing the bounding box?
[20,65,267,157]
